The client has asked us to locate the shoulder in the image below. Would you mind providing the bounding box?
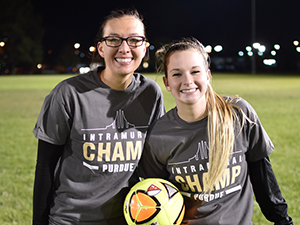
[134,73,162,90]
[132,73,164,101]
[224,96,257,118]
[147,108,176,133]
[51,69,99,95]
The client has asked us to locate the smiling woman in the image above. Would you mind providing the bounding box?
[96,15,147,90]
[163,49,210,122]
[32,8,165,225]
[137,37,294,225]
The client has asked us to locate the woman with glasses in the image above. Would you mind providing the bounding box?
[32,8,165,225]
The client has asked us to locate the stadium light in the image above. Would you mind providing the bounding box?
[79,67,90,74]
[274,44,280,50]
[238,51,244,56]
[253,42,260,49]
[293,40,299,46]
[296,47,300,53]
[89,46,96,52]
[205,45,212,53]
[74,43,80,49]
[263,59,276,66]
[214,45,223,52]
[271,50,276,56]
[258,45,266,53]
[0,41,5,47]
[143,62,149,69]
[246,46,252,52]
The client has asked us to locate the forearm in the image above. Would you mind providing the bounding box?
[32,140,64,225]
[248,157,293,225]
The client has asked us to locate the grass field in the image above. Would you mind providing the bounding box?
[0,73,299,224]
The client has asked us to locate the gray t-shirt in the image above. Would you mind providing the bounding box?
[138,98,274,225]
[33,67,165,225]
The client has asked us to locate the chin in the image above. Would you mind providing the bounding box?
[117,70,135,76]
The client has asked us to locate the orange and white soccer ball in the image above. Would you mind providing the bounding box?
[124,178,185,225]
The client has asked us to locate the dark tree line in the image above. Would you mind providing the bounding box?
[0,0,44,74]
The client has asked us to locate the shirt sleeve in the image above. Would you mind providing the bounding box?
[33,83,72,145]
[147,80,166,124]
[248,157,293,225]
[138,137,169,180]
[235,98,274,162]
[33,140,64,225]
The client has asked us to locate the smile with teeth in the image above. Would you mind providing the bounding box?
[116,58,132,63]
[181,88,198,93]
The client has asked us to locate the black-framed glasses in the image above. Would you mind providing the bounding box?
[101,36,146,47]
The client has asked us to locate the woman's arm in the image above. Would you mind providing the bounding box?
[32,140,64,225]
[248,157,293,225]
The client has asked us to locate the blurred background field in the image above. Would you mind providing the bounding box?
[0,73,299,224]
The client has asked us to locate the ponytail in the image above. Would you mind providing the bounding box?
[205,84,244,193]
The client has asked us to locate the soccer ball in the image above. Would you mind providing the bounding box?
[124,178,185,225]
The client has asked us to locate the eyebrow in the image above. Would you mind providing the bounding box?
[169,66,201,72]
[169,68,180,73]
[105,33,141,36]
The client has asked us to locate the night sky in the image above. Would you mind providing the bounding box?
[32,0,300,70]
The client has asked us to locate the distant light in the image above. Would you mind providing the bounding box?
[47,50,52,54]
[293,40,299,46]
[205,45,212,53]
[89,46,96,52]
[274,44,280,50]
[214,45,223,52]
[74,43,80,49]
[246,46,252,52]
[296,47,300,53]
[0,41,5,47]
[79,67,90,74]
[258,51,263,56]
[258,45,266,53]
[80,53,85,58]
[143,62,149,69]
[253,42,260,49]
[247,51,253,56]
[263,59,276,66]
[149,45,155,50]
[238,51,244,56]
[271,50,277,56]
[37,64,42,69]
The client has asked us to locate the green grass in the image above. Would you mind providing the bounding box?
[0,73,299,224]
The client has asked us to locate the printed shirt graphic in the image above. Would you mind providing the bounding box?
[138,98,274,225]
[33,68,165,224]
[81,109,147,174]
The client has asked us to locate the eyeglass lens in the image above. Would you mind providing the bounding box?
[104,36,145,47]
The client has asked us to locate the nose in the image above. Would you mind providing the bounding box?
[182,73,193,85]
[118,40,131,53]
